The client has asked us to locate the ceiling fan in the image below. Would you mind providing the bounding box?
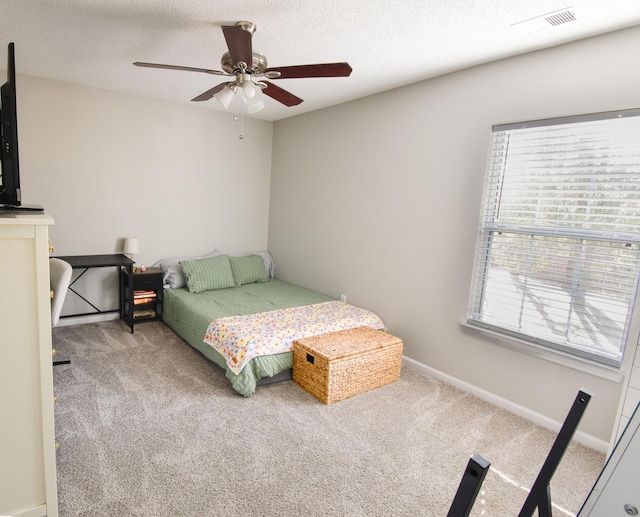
[133,21,352,112]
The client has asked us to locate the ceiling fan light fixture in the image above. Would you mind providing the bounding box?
[246,99,265,114]
[242,80,258,101]
[214,85,235,110]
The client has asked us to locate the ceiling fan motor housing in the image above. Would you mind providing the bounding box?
[221,51,268,75]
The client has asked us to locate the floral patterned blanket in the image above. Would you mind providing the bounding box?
[203,301,385,374]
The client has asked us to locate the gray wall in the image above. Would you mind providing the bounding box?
[17,75,273,316]
[268,26,640,444]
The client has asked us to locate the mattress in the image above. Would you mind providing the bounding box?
[162,278,334,396]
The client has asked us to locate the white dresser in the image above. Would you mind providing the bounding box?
[0,213,58,517]
[614,340,640,443]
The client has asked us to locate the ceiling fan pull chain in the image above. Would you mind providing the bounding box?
[231,87,244,139]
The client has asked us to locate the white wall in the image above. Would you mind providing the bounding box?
[269,26,640,444]
[15,75,273,315]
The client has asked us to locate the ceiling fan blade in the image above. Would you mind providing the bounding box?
[222,24,253,66]
[264,62,352,79]
[191,83,230,102]
[261,81,303,107]
[133,62,226,76]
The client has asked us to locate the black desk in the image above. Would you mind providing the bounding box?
[55,254,134,328]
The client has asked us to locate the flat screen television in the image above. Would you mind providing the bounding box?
[1,42,42,212]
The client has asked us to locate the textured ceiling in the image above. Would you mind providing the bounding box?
[1,0,640,121]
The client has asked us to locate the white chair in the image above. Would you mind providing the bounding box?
[50,257,72,326]
[50,257,72,365]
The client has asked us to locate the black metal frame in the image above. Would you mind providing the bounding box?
[447,389,592,517]
[447,454,491,517]
[518,389,592,517]
[54,254,134,319]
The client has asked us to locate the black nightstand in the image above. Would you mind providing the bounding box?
[120,267,163,333]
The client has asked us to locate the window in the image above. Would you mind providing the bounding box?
[468,109,640,367]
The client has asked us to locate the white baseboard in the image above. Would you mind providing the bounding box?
[402,356,610,453]
[56,312,119,327]
[11,504,47,517]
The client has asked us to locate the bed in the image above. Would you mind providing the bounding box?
[157,251,385,396]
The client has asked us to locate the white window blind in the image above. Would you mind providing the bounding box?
[468,109,640,366]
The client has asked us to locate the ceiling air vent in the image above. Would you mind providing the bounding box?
[546,10,577,26]
[511,7,577,34]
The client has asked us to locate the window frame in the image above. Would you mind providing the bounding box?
[467,108,640,368]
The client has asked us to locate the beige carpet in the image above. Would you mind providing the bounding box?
[52,320,605,516]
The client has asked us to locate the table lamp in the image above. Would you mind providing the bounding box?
[123,237,140,262]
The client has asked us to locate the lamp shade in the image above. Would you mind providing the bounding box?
[214,85,235,110]
[246,100,265,113]
[123,237,140,256]
[242,80,258,101]
[215,81,265,116]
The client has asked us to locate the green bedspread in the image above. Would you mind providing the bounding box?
[162,279,333,396]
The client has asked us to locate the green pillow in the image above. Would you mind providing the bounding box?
[180,255,237,293]
[229,254,269,285]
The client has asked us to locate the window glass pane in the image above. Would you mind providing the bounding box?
[470,232,640,364]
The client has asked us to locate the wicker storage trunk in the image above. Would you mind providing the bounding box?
[293,326,403,404]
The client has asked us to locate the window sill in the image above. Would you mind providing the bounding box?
[460,321,625,383]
